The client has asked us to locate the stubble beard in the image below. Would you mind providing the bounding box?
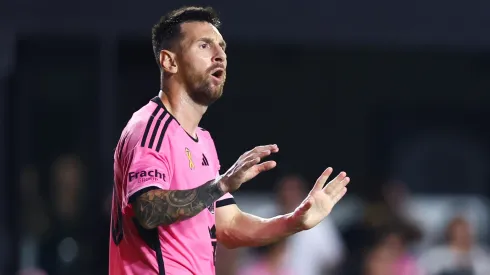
[187,74,225,106]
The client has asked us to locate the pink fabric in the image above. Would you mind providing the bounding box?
[109,98,233,275]
[393,254,422,275]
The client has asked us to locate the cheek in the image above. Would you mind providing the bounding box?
[184,61,206,79]
[183,50,210,66]
[195,48,214,59]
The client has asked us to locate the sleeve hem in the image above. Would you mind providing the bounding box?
[216,198,236,208]
[128,184,166,203]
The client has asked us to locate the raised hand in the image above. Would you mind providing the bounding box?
[290,167,350,231]
[218,144,279,193]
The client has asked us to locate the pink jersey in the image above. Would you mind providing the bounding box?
[109,96,235,275]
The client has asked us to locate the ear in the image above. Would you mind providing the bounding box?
[160,50,178,74]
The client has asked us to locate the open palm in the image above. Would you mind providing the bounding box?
[291,168,350,231]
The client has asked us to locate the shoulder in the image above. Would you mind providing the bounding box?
[198,127,216,145]
[117,100,179,159]
[198,127,219,154]
[198,126,211,136]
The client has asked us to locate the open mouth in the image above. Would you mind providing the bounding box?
[211,69,224,79]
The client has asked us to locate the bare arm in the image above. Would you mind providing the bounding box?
[215,204,300,249]
[216,168,351,249]
[133,179,225,229]
[133,144,279,229]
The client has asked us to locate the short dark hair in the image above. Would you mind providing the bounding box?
[151,6,221,68]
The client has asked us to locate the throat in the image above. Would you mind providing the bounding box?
[158,91,205,139]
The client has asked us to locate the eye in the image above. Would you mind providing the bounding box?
[199,43,209,49]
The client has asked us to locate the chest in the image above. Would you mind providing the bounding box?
[169,141,218,189]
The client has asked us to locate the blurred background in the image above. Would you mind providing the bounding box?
[2,0,490,274]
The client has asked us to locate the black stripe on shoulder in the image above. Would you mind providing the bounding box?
[151,96,164,107]
[128,186,161,204]
[216,198,236,208]
[148,110,168,150]
[155,116,174,152]
[141,105,162,147]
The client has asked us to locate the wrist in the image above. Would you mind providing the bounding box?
[285,212,304,234]
[215,175,229,194]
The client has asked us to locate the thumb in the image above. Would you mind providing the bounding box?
[296,200,312,214]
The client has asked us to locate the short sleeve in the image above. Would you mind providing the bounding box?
[216,193,236,208]
[126,146,172,203]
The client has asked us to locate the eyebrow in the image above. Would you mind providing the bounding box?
[200,37,227,50]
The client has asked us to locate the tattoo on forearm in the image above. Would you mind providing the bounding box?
[134,180,225,228]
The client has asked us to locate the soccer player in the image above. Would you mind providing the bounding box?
[109,6,351,275]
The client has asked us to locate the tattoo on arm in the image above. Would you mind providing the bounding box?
[133,180,225,229]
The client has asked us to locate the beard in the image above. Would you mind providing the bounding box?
[184,68,226,106]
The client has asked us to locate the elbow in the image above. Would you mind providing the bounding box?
[219,239,240,250]
[216,230,240,250]
[139,221,158,230]
[137,218,175,229]
[223,243,240,250]
[228,242,242,249]
[134,213,174,229]
[134,216,159,230]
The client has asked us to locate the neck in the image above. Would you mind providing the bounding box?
[158,89,207,138]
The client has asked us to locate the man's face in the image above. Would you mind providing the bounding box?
[176,21,227,106]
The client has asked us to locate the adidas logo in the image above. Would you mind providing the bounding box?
[202,154,209,166]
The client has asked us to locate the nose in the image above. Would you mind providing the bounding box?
[213,47,226,64]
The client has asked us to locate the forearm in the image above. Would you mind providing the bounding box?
[133,179,225,229]
[220,212,301,248]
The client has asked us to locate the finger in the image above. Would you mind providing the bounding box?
[338,176,350,193]
[254,160,277,173]
[241,156,261,170]
[296,200,312,214]
[242,145,272,159]
[250,144,278,155]
[250,147,278,165]
[332,187,348,204]
[323,172,348,194]
[254,149,274,159]
[313,167,334,191]
[243,149,272,167]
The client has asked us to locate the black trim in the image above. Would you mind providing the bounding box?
[128,186,161,204]
[148,110,168,149]
[132,218,166,275]
[141,105,162,147]
[155,115,173,152]
[216,198,236,208]
[152,96,199,143]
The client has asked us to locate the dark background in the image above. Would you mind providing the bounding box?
[1,0,490,274]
